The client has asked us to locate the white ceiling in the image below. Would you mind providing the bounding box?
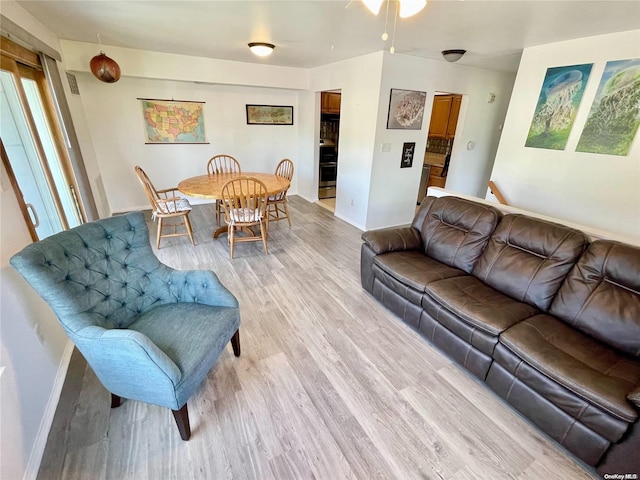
[14,0,640,73]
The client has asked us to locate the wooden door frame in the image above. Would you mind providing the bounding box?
[1,139,38,241]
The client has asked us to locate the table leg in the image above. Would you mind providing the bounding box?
[214,225,258,239]
[213,225,228,238]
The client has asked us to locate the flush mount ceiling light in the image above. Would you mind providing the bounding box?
[442,49,466,63]
[248,42,275,57]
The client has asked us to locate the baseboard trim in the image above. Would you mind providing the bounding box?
[334,211,365,232]
[23,340,74,480]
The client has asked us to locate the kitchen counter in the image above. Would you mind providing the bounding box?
[424,152,446,166]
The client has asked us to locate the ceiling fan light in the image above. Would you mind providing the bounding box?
[362,0,385,15]
[248,42,275,57]
[442,49,466,62]
[399,0,427,18]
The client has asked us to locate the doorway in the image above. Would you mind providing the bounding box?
[0,38,84,241]
[317,90,341,212]
[417,92,462,203]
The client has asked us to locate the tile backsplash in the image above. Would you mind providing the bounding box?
[426,136,451,154]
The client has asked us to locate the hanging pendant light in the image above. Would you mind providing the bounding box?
[89,34,121,83]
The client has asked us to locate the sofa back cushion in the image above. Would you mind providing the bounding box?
[473,214,588,311]
[418,196,502,274]
[550,240,640,357]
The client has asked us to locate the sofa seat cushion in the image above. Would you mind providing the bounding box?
[499,314,640,423]
[424,275,538,337]
[373,251,466,292]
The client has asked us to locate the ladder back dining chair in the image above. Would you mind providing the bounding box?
[206,154,242,226]
[10,212,241,441]
[135,166,195,249]
[220,176,269,259]
[267,158,294,228]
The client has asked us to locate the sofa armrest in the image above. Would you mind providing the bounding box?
[361,227,422,255]
[628,385,640,408]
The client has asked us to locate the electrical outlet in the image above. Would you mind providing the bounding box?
[350,198,354,206]
[381,143,391,153]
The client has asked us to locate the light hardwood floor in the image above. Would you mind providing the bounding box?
[38,196,597,480]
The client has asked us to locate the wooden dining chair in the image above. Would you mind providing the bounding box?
[135,166,195,249]
[267,158,294,229]
[207,154,242,226]
[220,176,268,259]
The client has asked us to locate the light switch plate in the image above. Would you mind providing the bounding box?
[381,143,391,152]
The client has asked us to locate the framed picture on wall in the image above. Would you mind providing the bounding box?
[576,58,640,156]
[246,105,294,125]
[138,98,208,144]
[524,64,592,151]
[401,142,416,168]
[387,89,427,130]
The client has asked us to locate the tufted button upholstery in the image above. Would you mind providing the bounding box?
[9,211,241,425]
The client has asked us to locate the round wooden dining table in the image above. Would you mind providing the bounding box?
[178,172,290,238]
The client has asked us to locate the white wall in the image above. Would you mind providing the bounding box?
[489,30,640,240]
[74,74,302,213]
[0,3,74,480]
[366,53,515,230]
[1,163,72,480]
[309,53,385,230]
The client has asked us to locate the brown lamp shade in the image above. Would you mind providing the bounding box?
[89,52,121,83]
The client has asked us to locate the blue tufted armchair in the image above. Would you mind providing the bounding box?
[10,211,240,440]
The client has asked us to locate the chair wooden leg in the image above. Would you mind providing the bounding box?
[260,220,269,254]
[231,329,241,357]
[217,200,224,226]
[172,404,191,441]
[283,200,291,227]
[265,210,270,238]
[156,217,163,249]
[111,393,122,408]
[229,225,235,259]
[184,213,195,246]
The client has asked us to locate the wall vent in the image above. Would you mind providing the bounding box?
[66,72,80,95]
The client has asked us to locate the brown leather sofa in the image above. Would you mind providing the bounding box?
[360,195,640,476]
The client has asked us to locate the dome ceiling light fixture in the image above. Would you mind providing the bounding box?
[442,49,467,63]
[248,42,275,57]
[361,0,427,54]
[89,34,121,83]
